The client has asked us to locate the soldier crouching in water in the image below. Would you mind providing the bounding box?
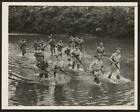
[89,54,104,84]
[19,39,27,56]
[108,47,121,79]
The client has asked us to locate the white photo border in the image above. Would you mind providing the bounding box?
[2,2,138,110]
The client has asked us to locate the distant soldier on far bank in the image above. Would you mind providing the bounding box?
[19,39,27,56]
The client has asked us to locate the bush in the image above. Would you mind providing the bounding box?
[9,6,134,38]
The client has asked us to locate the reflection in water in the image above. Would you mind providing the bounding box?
[36,84,55,106]
[9,67,134,106]
[9,78,73,106]
[55,85,65,101]
[9,70,134,106]
[9,83,38,106]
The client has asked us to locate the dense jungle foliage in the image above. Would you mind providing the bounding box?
[9,6,134,38]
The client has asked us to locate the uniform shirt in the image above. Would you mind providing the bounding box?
[57,43,63,52]
[52,60,64,69]
[110,52,121,63]
[70,49,81,63]
[71,48,80,56]
[19,41,27,49]
[78,38,84,45]
[36,60,48,70]
[67,60,73,67]
[40,43,47,51]
[110,52,121,72]
[49,39,56,48]
[75,38,79,47]
[64,47,71,56]
[33,41,40,50]
[34,50,44,60]
[89,59,104,71]
[96,46,105,55]
[69,37,74,44]
[70,49,81,59]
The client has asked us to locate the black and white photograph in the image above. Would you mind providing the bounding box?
[2,2,138,109]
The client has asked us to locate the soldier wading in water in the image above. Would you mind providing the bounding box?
[34,44,49,79]
[19,39,27,56]
[48,35,56,56]
[36,53,49,79]
[33,40,40,50]
[56,40,64,59]
[89,54,104,84]
[108,47,121,79]
[70,46,82,71]
[52,55,65,77]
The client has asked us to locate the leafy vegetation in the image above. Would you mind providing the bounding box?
[9,6,134,38]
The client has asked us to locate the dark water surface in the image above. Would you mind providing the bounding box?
[8,34,134,106]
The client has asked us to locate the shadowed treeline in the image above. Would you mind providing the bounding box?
[9,6,134,38]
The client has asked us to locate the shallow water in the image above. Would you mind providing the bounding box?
[8,34,134,106]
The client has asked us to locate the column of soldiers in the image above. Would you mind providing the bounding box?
[19,35,121,84]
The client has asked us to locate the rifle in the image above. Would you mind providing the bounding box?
[108,60,120,79]
[71,53,87,71]
[43,69,54,77]
[51,66,69,75]
[58,68,69,75]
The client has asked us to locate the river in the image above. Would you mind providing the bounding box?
[8,34,134,106]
